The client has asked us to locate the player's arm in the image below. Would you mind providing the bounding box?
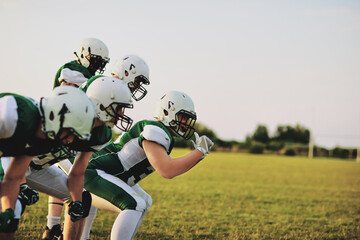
[67,151,93,202]
[142,140,203,179]
[0,155,33,211]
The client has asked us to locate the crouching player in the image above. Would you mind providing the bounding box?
[0,86,96,240]
[84,91,214,239]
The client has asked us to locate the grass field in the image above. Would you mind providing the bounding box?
[16,149,360,239]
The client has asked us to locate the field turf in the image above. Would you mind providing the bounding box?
[16,149,360,239]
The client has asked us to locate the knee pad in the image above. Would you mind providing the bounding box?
[82,191,92,218]
[3,219,19,233]
[3,199,25,233]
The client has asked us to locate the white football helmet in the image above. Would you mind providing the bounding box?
[84,76,134,131]
[111,55,150,101]
[154,91,197,140]
[39,85,96,141]
[74,38,110,75]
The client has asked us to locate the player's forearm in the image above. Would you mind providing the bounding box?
[167,150,203,177]
[67,151,92,201]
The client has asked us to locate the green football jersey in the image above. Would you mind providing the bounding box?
[86,120,174,186]
[53,60,92,89]
[0,93,58,157]
[30,125,112,169]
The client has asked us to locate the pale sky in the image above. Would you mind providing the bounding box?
[1,0,359,148]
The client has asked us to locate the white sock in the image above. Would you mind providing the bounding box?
[81,205,98,240]
[46,216,61,229]
[111,210,142,240]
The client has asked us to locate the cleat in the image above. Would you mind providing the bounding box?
[41,224,63,240]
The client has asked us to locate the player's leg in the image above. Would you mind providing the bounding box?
[62,190,91,240]
[85,169,149,240]
[41,196,63,240]
[0,195,26,240]
[131,184,152,238]
[41,160,73,240]
[80,205,97,240]
[26,165,91,240]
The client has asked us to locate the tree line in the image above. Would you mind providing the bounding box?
[174,122,357,160]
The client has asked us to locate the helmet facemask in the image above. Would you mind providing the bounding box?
[102,102,133,132]
[86,48,110,75]
[127,75,150,101]
[168,110,196,140]
[74,47,110,75]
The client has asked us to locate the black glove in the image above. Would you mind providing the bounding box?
[68,201,84,222]
[19,184,39,205]
[0,208,14,232]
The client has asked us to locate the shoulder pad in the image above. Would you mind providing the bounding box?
[141,125,171,151]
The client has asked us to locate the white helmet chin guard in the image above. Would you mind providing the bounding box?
[84,76,134,131]
[111,55,150,101]
[154,91,196,140]
[74,38,110,75]
[40,85,96,142]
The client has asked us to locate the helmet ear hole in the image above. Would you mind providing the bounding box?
[49,111,54,121]
[163,110,168,116]
[100,104,106,111]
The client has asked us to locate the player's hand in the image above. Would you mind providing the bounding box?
[0,208,14,232]
[190,132,214,160]
[19,183,39,205]
[68,201,84,222]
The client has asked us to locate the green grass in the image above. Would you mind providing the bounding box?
[16,149,360,239]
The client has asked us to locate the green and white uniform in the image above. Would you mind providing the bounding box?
[18,125,112,203]
[0,93,112,203]
[53,60,92,88]
[20,62,109,202]
[84,119,174,212]
[0,92,67,225]
[0,93,59,157]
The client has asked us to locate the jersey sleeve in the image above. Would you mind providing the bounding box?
[0,95,18,138]
[88,138,112,152]
[139,125,171,151]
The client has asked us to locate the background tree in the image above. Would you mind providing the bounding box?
[274,124,309,143]
[252,124,270,143]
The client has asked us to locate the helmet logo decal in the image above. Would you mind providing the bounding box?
[57,104,69,137]
[59,104,69,115]
[168,101,175,111]
[130,64,136,74]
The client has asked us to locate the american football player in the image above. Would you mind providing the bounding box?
[83,91,214,240]
[53,38,110,89]
[44,55,151,240]
[42,37,110,240]
[0,86,96,239]
[79,54,151,240]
